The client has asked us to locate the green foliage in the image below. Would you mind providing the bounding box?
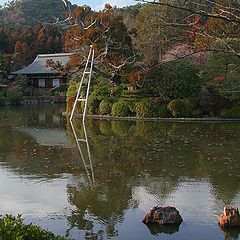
[0,214,68,240]
[137,3,188,65]
[15,75,28,89]
[66,78,80,113]
[87,95,100,115]
[167,98,200,118]
[0,0,75,27]
[135,98,167,118]
[220,104,240,118]
[201,53,240,102]
[135,99,152,118]
[158,104,171,118]
[219,70,240,102]
[0,90,6,105]
[6,86,23,104]
[151,60,201,100]
[99,100,112,115]
[0,52,6,82]
[111,100,131,117]
[90,76,112,101]
[199,89,230,116]
[66,79,77,102]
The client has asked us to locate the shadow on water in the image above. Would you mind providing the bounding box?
[144,223,180,235]
[220,227,240,240]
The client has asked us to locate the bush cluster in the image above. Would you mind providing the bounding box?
[220,104,240,118]
[135,98,170,118]
[0,91,6,105]
[99,100,112,115]
[0,214,68,240]
[6,86,23,104]
[167,98,200,118]
[111,100,131,117]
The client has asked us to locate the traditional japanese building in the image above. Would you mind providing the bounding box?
[11,53,72,88]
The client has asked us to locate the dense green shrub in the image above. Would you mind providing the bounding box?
[6,86,23,104]
[220,105,240,118]
[87,95,100,114]
[135,98,166,118]
[0,91,6,105]
[135,99,152,117]
[199,89,230,116]
[200,53,240,102]
[99,100,112,115]
[111,100,131,117]
[0,214,68,240]
[66,79,77,112]
[168,98,200,117]
[158,104,171,117]
[127,100,137,114]
[149,60,202,100]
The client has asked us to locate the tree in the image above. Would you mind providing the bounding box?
[0,27,10,53]
[136,0,240,58]
[14,41,23,54]
[136,1,189,66]
[62,4,135,76]
[149,60,201,100]
[201,52,240,102]
[0,52,6,83]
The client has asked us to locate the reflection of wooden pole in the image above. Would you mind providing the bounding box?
[70,120,95,188]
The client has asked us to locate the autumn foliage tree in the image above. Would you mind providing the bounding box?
[64,4,135,77]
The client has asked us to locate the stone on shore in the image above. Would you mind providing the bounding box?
[218,207,240,228]
[142,206,183,225]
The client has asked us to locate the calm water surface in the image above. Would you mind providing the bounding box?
[0,104,240,240]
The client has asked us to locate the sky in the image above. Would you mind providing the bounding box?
[0,0,137,10]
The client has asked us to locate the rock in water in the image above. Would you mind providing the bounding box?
[142,206,183,225]
[218,207,240,228]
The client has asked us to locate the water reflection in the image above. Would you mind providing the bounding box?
[145,223,180,235]
[69,120,95,188]
[0,105,240,239]
[221,227,240,240]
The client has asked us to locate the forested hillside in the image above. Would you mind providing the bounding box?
[0,0,75,27]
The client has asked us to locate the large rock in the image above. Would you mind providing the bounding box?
[142,206,183,225]
[218,207,240,228]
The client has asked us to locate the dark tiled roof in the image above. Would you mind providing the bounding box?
[12,53,72,75]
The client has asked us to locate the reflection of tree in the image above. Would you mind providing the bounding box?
[66,175,135,238]
[69,120,240,208]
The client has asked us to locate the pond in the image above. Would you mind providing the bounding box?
[0,104,240,240]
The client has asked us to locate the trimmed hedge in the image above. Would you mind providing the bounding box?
[99,100,112,115]
[111,100,131,117]
[167,98,200,117]
[220,104,240,118]
[135,100,152,118]
[135,98,169,118]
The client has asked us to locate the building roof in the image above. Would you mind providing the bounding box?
[11,53,72,75]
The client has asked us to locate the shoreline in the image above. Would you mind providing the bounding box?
[62,112,240,123]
